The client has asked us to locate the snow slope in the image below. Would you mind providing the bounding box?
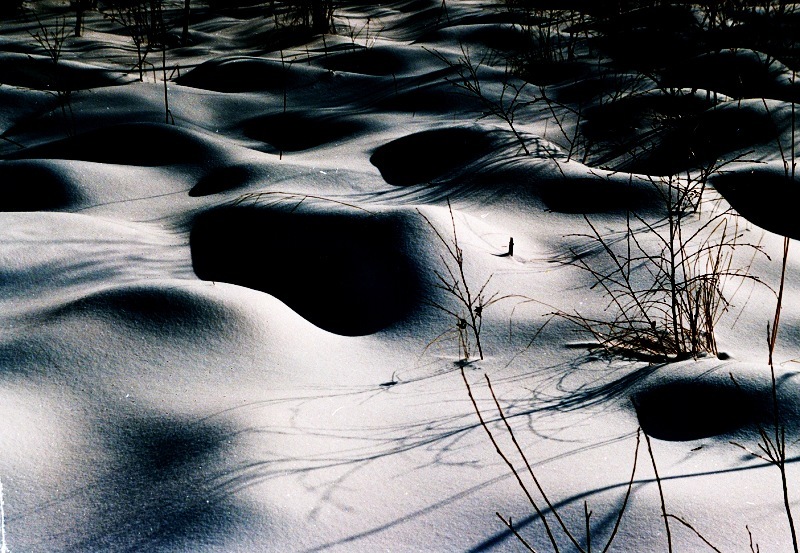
[1,1,800,551]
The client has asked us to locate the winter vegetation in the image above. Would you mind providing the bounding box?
[0,0,799,551]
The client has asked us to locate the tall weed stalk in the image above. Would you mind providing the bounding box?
[762,86,796,553]
[463,368,640,552]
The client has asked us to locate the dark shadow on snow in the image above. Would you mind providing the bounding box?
[190,204,421,336]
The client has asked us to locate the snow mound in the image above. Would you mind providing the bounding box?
[176,56,330,93]
[6,122,228,167]
[49,284,237,339]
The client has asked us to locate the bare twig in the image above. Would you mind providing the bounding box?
[466,369,642,552]
[666,514,722,553]
[419,200,508,360]
[496,513,539,553]
[461,368,561,551]
[644,432,672,553]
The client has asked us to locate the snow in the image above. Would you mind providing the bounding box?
[0,1,799,551]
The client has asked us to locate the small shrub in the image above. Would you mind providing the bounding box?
[418,201,506,361]
[102,0,169,81]
[559,170,766,361]
[30,13,77,135]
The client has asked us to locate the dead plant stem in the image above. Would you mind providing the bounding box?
[644,432,672,553]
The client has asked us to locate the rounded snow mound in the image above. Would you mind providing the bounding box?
[176,56,330,93]
[51,284,237,339]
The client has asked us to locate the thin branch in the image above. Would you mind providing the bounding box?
[644,432,672,553]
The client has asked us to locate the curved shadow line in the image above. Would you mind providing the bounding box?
[468,454,800,552]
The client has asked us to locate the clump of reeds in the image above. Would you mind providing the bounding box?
[557,171,765,361]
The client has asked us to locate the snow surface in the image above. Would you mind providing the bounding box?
[0,1,799,551]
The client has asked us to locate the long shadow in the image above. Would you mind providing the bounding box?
[467,452,795,553]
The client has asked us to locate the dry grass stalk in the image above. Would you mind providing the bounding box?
[644,432,672,552]
[419,200,506,361]
[730,80,799,553]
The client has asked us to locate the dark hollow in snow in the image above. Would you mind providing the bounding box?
[242,111,365,153]
[581,90,715,167]
[370,127,496,186]
[417,23,530,55]
[78,414,242,552]
[191,165,258,197]
[0,161,83,210]
[4,123,221,167]
[633,379,770,441]
[319,47,407,76]
[176,57,327,93]
[618,103,776,176]
[190,206,420,336]
[0,53,123,91]
[538,175,663,214]
[659,49,795,102]
[589,3,700,71]
[713,169,800,240]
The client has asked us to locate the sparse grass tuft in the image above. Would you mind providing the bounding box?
[418,200,508,361]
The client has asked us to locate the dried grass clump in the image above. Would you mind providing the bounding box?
[557,172,766,361]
